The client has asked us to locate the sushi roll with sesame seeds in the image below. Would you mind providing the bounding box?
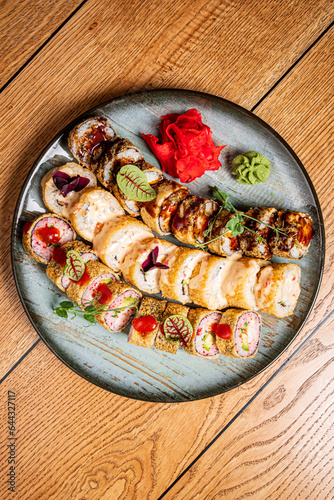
[206,209,243,257]
[128,296,167,348]
[46,241,99,292]
[184,308,221,359]
[155,303,189,354]
[215,309,261,359]
[70,187,124,242]
[41,163,97,219]
[22,213,76,265]
[269,210,314,260]
[68,116,118,170]
[238,206,277,260]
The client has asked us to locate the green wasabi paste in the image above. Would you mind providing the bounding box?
[231,151,271,185]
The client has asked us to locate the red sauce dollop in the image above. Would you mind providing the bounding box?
[52,246,67,266]
[92,282,112,305]
[132,315,158,337]
[215,324,232,340]
[74,268,90,286]
[35,226,61,245]
[23,221,33,234]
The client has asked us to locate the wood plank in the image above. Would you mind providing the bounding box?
[1,0,333,374]
[162,315,334,499]
[0,0,84,88]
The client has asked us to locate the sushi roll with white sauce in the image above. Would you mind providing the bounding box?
[215,309,261,359]
[22,213,76,265]
[269,210,314,260]
[185,308,221,358]
[70,187,124,241]
[128,296,167,348]
[188,255,228,310]
[155,303,189,354]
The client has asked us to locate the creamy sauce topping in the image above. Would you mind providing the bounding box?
[254,265,273,309]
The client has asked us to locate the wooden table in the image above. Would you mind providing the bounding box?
[1,1,333,498]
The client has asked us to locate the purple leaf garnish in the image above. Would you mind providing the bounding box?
[52,171,71,190]
[142,246,169,273]
[52,171,90,198]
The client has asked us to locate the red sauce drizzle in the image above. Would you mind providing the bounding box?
[214,324,232,340]
[74,268,90,286]
[35,226,61,245]
[23,221,33,234]
[132,315,158,338]
[92,282,112,305]
[52,246,67,267]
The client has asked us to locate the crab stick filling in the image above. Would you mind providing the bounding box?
[195,312,221,356]
[105,290,141,332]
[235,312,260,357]
[31,217,74,262]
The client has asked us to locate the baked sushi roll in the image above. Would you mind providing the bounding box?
[185,308,221,358]
[215,309,261,358]
[128,296,167,348]
[188,255,227,310]
[239,207,277,259]
[192,198,219,246]
[155,303,189,354]
[141,179,190,235]
[223,256,264,310]
[206,209,242,257]
[41,163,97,219]
[94,281,141,333]
[140,161,164,185]
[68,116,118,169]
[70,187,124,241]
[269,210,314,259]
[254,263,301,317]
[93,215,153,273]
[171,195,202,245]
[160,247,209,304]
[22,213,76,265]
[121,238,176,294]
[66,260,118,307]
[46,240,98,292]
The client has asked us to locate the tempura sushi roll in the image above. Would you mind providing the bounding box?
[70,187,124,241]
[140,179,190,235]
[155,303,189,354]
[66,260,118,307]
[171,195,202,245]
[223,256,264,310]
[254,263,301,317]
[128,297,167,348]
[22,213,76,265]
[160,247,209,304]
[269,210,314,259]
[239,207,277,259]
[46,240,98,292]
[188,255,227,310]
[121,238,176,294]
[68,116,118,169]
[41,163,97,219]
[215,309,261,358]
[206,209,243,257]
[185,308,221,358]
[192,198,219,245]
[94,281,141,333]
[140,161,164,184]
[93,215,153,272]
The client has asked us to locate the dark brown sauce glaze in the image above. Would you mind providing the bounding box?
[159,189,190,233]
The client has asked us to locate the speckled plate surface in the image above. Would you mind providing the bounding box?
[12,90,325,403]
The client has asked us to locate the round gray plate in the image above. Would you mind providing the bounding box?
[12,90,325,403]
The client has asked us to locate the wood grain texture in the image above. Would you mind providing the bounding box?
[1,0,333,375]
[0,0,83,88]
[162,314,334,500]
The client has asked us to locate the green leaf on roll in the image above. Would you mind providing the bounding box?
[117,164,157,202]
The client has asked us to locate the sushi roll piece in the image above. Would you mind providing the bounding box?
[93,215,153,273]
[215,309,261,359]
[70,187,124,241]
[68,116,118,169]
[185,308,221,358]
[171,195,202,245]
[140,179,190,235]
[121,238,177,294]
[188,255,228,310]
[206,209,243,257]
[269,210,314,259]
[66,260,119,307]
[93,281,141,333]
[140,161,164,185]
[192,198,219,246]
[155,303,189,354]
[239,207,277,259]
[160,247,209,304]
[128,296,167,348]
[46,240,99,292]
[22,213,76,265]
[41,163,97,219]
[254,263,301,317]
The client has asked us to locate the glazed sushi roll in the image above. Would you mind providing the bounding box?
[171,195,202,245]
[188,255,227,310]
[254,263,301,317]
[192,198,219,245]
[140,179,190,235]
[206,209,242,257]
[215,309,261,359]
[46,241,99,292]
[68,116,118,169]
[93,215,153,273]
[239,207,277,259]
[223,256,264,310]
[140,161,164,184]
[94,281,141,333]
[269,210,314,259]
[66,260,118,307]
[70,187,124,241]
[128,296,167,348]
[160,247,209,304]
[41,163,97,219]
[155,303,189,354]
[185,308,221,358]
[22,213,76,265]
